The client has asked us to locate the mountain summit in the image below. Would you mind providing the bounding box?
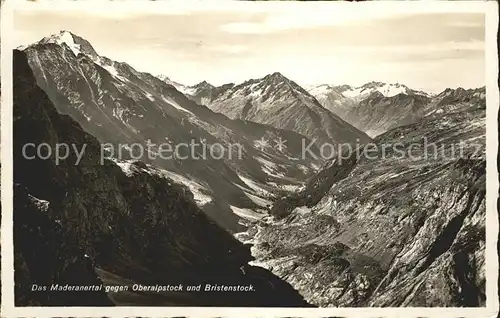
[192,72,371,146]
[36,30,98,57]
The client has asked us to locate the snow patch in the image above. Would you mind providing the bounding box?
[343,83,409,98]
[96,61,130,83]
[113,161,212,207]
[248,259,272,270]
[158,169,213,207]
[115,161,135,177]
[267,182,303,192]
[256,157,285,178]
[294,205,313,215]
[237,174,272,196]
[28,195,51,212]
[161,96,195,116]
[307,84,333,100]
[55,31,82,56]
[230,205,263,221]
[157,75,196,96]
[245,191,272,207]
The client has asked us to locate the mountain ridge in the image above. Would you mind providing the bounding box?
[189,71,372,147]
[308,81,485,137]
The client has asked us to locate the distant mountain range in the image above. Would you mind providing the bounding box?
[158,71,485,140]
[307,82,485,137]
[174,72,372,147]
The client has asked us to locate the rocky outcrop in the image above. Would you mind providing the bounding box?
[270,152,358,219]
[13,49,310,307]
[246,99,486,307]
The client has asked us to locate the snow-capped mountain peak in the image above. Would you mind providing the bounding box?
[39,30,81,56]
[36,30,98,57]
[343,82,412,98]
[307,81,435,137]
[307,82,431,103]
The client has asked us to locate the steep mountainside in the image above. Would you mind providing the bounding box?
[192,72,371,147]
[241,97,486,307]
[349,91,431,137]
[22,31,323,232]
[13,49,310,307]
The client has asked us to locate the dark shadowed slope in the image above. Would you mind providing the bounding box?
[13,49,311,307]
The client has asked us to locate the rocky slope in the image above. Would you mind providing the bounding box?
[13,49,311,307]
[191,72,371,147]
[22,31,323,232]
[243,95,486,307]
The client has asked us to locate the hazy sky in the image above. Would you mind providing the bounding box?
[13,1,486,93]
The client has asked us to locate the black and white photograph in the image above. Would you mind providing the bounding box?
[1,0,498,316]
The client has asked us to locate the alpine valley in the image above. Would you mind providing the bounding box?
[14,31,486,307]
